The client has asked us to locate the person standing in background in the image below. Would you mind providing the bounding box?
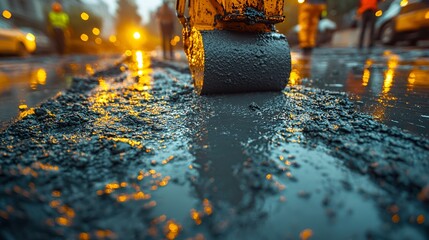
[48,2,69,55]
[298,0,328,55]
[156,1,175,60]
[358,0,379,49]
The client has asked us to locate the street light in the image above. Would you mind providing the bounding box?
[81,12,89,21]
[133,32,141,40]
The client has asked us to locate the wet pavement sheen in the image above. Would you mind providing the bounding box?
[0,54,120,128]
[0,50,428,239]
[290,48,429,137]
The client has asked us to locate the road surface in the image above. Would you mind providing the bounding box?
[0,49,428,239]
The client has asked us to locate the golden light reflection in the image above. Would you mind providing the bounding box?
[203,199,213,215]
[407,69,429,92]
[136,50,144,69]
[33,162,59,171]
[289,69,300,86]
[18,104,28,111]
[86,64,94,75]
[289,52,310,86]
[417,214,425,224]
[188,28,205,94]
[56,217,71,226]
[36,69,47,84]
[362,69,370,87]
[164,220,181,240]
[383,55,399,94]
[190,209,202,225]
[369,54,400,120]
[129,50,153,92]
[383,69,394,93]
[300,229,313,240]
[392,214,400,223]
[52,191,61,197]
[79,232,90,240]
[30,68,47,90]
[95,230,115,239]
[407,71,416,91]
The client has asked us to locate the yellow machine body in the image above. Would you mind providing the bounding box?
[176,0,291,94]
[177,0,285,31]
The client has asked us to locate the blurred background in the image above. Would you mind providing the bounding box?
[0,0,182,55]
[0,0,427,56]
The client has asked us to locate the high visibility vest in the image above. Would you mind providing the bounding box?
[49,11,69,29]
[358,0,378,14]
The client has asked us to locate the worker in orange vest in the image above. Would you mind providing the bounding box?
[358,0,379,49]
[298,0,328,55]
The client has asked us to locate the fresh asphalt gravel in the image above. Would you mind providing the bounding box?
[0,53,428,239]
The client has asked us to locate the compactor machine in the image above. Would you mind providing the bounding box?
[176,0,291,95]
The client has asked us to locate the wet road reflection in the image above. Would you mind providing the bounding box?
[0,55,120,128]
[185,93,392,239]
[0,50,428,239]
[290,48,429,137]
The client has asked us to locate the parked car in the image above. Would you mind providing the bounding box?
[286,18,337,47]
[19,27,54,54]
[0,19,36,56]
[376,0,429,45]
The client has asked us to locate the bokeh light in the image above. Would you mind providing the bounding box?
[2,10,12,19]
[109,35,117,43]
[95,37,102,45]
[92,27,100,36]
[81,12,89,21]
[80,34,89,42]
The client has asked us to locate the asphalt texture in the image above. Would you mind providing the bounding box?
[0,51,428,240]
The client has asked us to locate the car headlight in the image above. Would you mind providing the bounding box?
[26,33,36,42]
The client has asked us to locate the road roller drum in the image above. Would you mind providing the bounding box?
[176,0,291,95]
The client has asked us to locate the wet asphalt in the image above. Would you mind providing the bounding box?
[0,54,120,128]
[0,49,428,239]
[290,48,429,137]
